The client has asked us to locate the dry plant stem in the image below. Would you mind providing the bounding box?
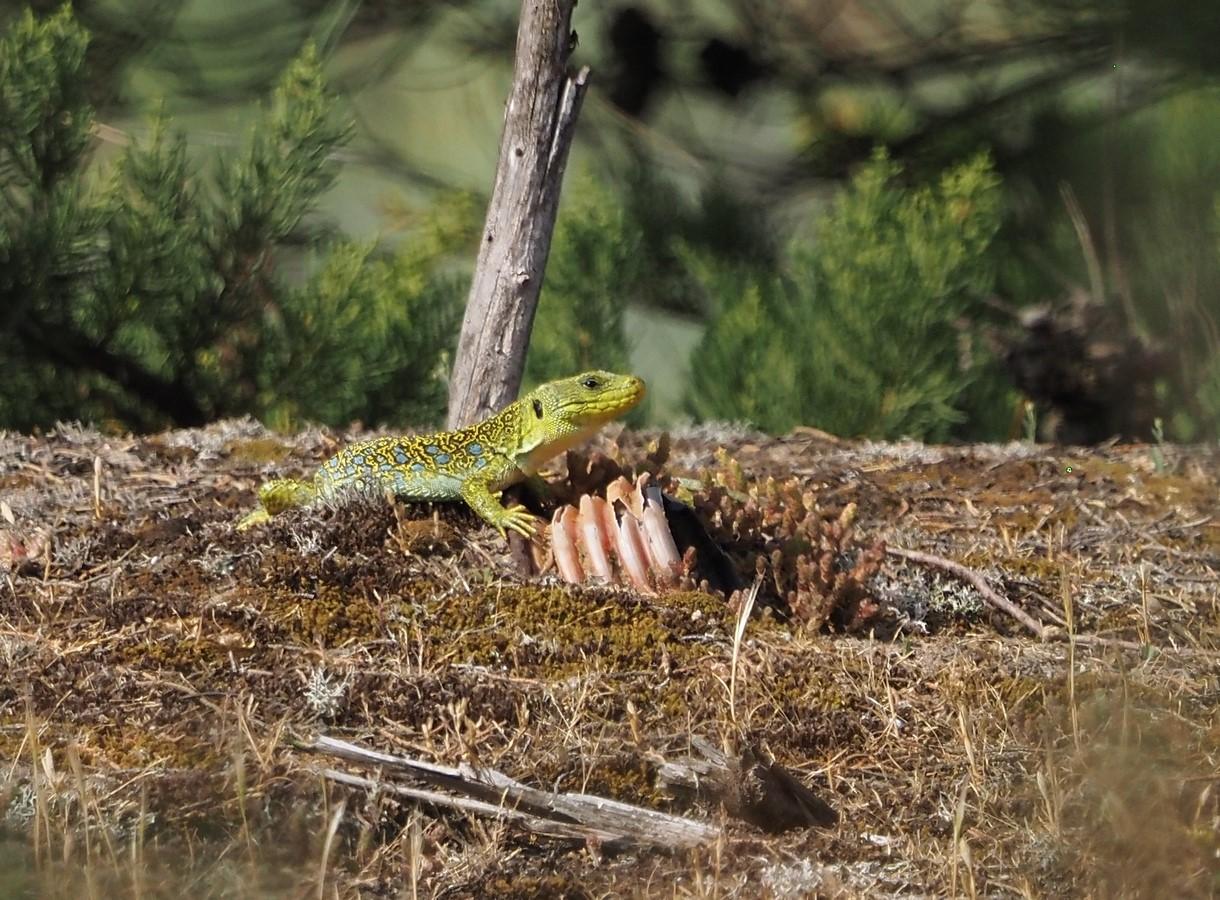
[729,577,762,728]
[446,0,590,427]
[92,456,103,519]
[887,546,1048,637]
[888,546,1156,651]
[1061,182,1106,306]
[317,797,347,900]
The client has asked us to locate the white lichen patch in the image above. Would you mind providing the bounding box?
[303,666,350,719]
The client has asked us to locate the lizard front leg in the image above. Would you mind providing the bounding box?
[236,477,317,531]
[459,476,537,538]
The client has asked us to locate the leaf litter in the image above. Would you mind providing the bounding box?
[0,420,1217,897]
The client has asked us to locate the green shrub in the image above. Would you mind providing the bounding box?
[252,188,478,431]
[1192,197,1220,439]
[526,169,778,426]
[525,179,635,384]
[685,150,1014,439]
[0,7,462,432]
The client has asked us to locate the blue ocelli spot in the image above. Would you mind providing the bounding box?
[393,448,409,464]
[425,445,440,455]
[411,462,425,472]
[467,442,483,456]
[352,454,365,465]
[380,463,394,471]
[435,453,450,465]
[475,458,488,469]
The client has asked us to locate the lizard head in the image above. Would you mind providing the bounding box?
[516,371,646,467]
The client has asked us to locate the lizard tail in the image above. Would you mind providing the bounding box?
[236,478,318,531]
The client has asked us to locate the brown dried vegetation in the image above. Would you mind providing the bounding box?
[1,421,1218,897]
[690,448,887,631]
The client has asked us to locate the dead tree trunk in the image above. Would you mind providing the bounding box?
[445,0,589,429]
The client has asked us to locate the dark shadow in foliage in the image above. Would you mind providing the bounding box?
[0,8,465,433]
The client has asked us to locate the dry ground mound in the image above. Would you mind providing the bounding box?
[1,420,1217,898]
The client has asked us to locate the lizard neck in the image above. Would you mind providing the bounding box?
[509,399,601,475]
[464,399,531,460]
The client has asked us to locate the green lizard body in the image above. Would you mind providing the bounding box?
[236,371,645,537]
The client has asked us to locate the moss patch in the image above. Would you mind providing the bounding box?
[409,585,730,676]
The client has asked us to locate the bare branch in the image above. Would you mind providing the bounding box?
[446,0,590,428]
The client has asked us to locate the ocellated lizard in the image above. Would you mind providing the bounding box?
[236,371,645,536]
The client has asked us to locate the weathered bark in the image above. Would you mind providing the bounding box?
[446,0,589,429]
[306,735,720,849]
[656,736,839,832]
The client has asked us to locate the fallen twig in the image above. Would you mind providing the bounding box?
[320,768,621,843]
[303,735,719,850]
[888,546,1153,651]
[887,546,1047,637]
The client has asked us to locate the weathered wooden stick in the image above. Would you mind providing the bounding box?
[447,0,590,428]
[306,735,719,849]
[320,768,620,844]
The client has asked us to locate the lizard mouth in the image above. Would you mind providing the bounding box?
[573,375,646,425]
[609,376,647,414]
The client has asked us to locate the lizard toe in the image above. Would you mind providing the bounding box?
[502,505,538,538]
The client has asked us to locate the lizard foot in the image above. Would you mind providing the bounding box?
[236,507,272,532]
[496,504,538,539]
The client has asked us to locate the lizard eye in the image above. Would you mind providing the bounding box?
[581,376,600,390]
[532,398,544,418]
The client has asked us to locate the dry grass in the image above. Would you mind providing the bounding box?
[1,420,1218,897]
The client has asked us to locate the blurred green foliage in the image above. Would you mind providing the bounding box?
[1087,91,1220,440]
[524,171,774,425]
[525,179,635,385]
[0,7,463,432]
[992,86,1220,442]
[685,151,1014,439]
[1196,195,1220,438]
[2,4,1219,442]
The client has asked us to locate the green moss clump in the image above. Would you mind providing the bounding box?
[225,438,295,464]
[409,585,729,677]
[262,585,387,646]
[121,635,228,670]
[480,874,591,899]
[765,655,850,713]
[579,755,665,807]
[83,726,222,770]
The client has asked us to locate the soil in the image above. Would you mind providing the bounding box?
[1,419,1217,898]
